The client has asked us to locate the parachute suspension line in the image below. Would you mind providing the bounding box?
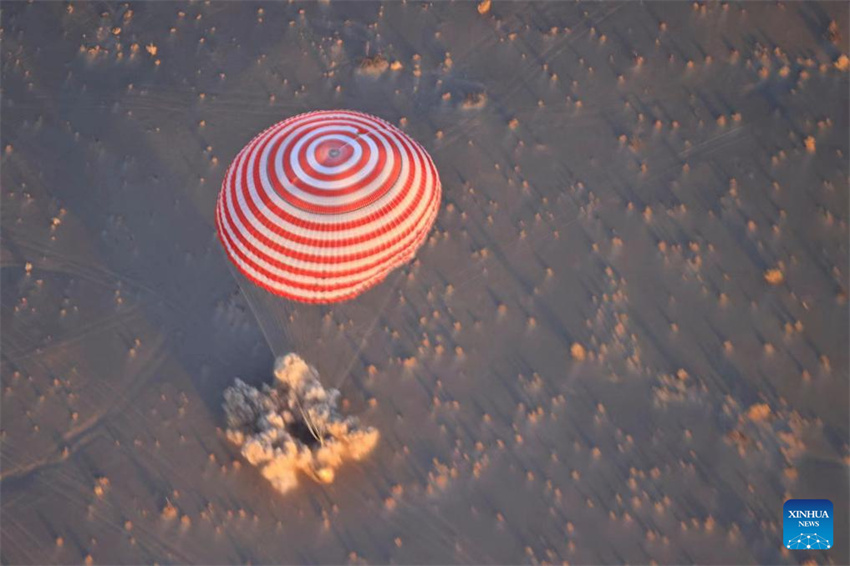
[333,270,406,390]
[230,263,293,357]
[228,263,272,351]
[259,286,292,355]
[274,305,294,355]
[228,266,323,444]
[293,392,324,447]
[266,293,298,357]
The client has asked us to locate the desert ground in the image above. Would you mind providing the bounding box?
[1,1,848,564]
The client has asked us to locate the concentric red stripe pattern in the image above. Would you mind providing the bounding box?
[215,111,442,303]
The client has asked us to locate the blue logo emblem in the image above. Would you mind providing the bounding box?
[784,499,833,550]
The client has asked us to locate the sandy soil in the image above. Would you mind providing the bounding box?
[2,1,848,564]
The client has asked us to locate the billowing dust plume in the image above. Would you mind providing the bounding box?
[223,354,379,494]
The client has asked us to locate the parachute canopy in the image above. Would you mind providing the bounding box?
[216,110,441,304]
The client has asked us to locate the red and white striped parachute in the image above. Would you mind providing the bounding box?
[216,110,441,304]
